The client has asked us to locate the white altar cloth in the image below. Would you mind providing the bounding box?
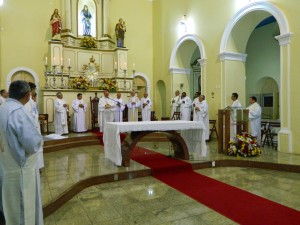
[103,120,207,166]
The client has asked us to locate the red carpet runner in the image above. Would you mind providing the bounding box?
[132,147,300,225]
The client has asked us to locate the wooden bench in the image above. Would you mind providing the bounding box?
[209,119,218,140]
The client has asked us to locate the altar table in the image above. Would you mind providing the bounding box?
[103,120,207,166]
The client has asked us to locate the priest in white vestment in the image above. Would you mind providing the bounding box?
[98,90,115,132]
[230,92,243,137]
[0,89,8,106]
[170,90,180,118]
[247,96,262,144]
[114,93,125,122]
[141,92,152,121]
[54,92,69,135]
[72,93,87,132]
[178,92,192,121]
[194,95,210,140]
[127,91,141,122]
[0,80,43,225]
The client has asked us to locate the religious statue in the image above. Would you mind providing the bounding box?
[81,5,92,36]
[115,18,126,48]
[50,9,62,40]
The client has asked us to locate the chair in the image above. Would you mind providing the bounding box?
[38,114,49,134]
[90,93,99,131]
[151,111,158,121]
[171,112,181,120]
[209,119,218,140]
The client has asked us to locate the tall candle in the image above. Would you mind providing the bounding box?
[124,62,127,70]
[68,58,71,66]
[114,61,118,70]
[61,57,63,66]
[53,57,56,65]
[45,57,48,65]
[132,63,136,70]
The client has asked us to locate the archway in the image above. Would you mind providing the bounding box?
[219,1,292,152]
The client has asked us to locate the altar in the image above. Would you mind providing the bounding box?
[103,120,207,166]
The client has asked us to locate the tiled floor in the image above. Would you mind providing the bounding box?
[42,135,300,225]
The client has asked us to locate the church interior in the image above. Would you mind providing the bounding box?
[1,0,300,224]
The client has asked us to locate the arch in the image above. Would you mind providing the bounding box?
[6,67,40,90]
[133,72,151,97]
[220,1,290,53]
[170,34,206,70]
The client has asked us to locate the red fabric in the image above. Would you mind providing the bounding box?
[132,147,300,225]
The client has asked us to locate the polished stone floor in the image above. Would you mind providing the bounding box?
[42,135,300,225]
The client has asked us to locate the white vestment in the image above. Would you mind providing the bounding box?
[127,96,141,122]
[231,100,243,137]
[141,97,152,121]
[0,96,5,106]
[194,100,210,140]
[114,98,125,122]
[0,98,43,225]
[98,97,115,132]
[178,96,192,121]
[170,95,180,118]
[247,102,262,144]
[72,99,87,132]
[25,97,44,169]
[54,98,69,135]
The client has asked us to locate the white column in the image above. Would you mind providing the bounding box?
[102,0,110,36]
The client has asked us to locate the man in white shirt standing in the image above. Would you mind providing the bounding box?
[231,92,242,109]
[0,80,43,225]
[230,92,242,137]
[170,90,180,118]
[194,95,210,140]
[0,89,8,106]
[247,96,262,144]
[178,92,192,121]
[54,92,69,135]
[140,92,152,121]
[98,90,115,132]
[72,93,87,133]
[127,91,141,122]
[114,93,125,122]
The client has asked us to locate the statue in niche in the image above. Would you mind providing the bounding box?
[50,9,62,40]
[115,18,126,48]
[82,56,100,86]
[81,5,92,36]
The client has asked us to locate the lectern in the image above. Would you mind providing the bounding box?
[218,108,249,154]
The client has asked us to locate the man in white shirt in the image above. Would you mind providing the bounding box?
[0,89,8,106]
[114,93,125,122]
[194,95,210,140]
[178,92,192,121]
[127,91,141,122]
[230,92,242,137]
[54,92,69,135]
[98,90,115,132]
[247,96,262,144]
[140,92,152,121]
[170,90,180,118]
[0,80,43,225]
[72,93,87,133]
[231,92,242,109]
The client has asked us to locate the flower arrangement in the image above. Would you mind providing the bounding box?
[70,76,90,90]
[228,132,261,157]
[80,36,97,48]
[99,78,118,92]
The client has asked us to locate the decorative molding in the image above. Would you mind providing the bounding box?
[220,1,290,53]
[197,58,207,66]
[219,52,247,62]
[169,68,191,75]
[6,67,40,90]
[275,33,293,46]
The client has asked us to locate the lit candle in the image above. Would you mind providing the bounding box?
[61,57,63,66]
[68,58,71,67]
[132,63,136,70]
[45,57,48,65]
[114,61,118,70]
[53,57,56,65]
[124,62,127,70]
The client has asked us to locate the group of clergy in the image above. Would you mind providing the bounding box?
[170,90,210,140]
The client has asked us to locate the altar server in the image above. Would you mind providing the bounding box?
[54,92,69,135]
[127,91,141,122]
[98,90,115,132]
[140,92,152,121]
[72,93,87,132]
[194,95,210,140]
[114,93,125,122]
[0,80,43,225]
[178,92,192,121]
[247,96,262,144]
